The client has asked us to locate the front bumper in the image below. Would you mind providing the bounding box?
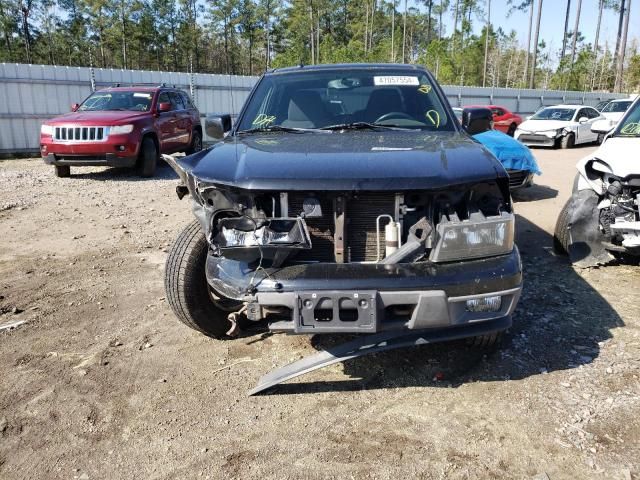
[515,133,557,147]
[43,152,138,167]
[206,249,523,334]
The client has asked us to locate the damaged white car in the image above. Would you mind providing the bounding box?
[554,96,640,267]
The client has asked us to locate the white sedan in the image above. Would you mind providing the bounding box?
[515,105,605,149]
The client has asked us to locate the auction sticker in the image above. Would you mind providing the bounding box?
[374,76,420,86]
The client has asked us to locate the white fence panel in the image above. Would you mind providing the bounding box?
[0,62,628,154]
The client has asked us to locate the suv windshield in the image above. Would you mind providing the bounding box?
[602,100,632,113]
[616,100,640,137]
[78,91,154,112]
[530,108,575,121]
[236,68,454,132]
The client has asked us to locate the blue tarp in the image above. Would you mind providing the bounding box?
[473,129,541,175]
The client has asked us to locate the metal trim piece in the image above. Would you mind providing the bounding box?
[248,315,512,395]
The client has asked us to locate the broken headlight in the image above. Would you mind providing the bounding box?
[216,217,312,249]
[430,212,515,262]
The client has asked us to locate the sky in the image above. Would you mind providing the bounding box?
[485,0,638,54]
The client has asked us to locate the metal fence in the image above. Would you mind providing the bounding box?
[0,62,627,154]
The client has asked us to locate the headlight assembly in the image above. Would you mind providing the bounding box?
[109,124,134,135]
[216,217,312,250]
[430,212,515,262]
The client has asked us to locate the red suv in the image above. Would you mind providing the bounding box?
[40,85,202,177]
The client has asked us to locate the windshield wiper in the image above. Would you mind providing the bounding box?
[320,122,409,131]
[237,125,320,134]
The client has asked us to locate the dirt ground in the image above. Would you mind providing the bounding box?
[0,146,639,480]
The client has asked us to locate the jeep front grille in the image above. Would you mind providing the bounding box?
[288,192,396,263]
[53,126,108,142]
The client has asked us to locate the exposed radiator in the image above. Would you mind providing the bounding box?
[287,192,396,263]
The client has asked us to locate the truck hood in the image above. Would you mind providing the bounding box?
[44,111,148,125]
[518,119,574,132]
[169,130,507,191]
[577,136,640,179]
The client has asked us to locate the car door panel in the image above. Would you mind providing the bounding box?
[156,92,178,152]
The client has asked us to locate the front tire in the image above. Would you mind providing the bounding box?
[138,136,158,177]
[553,198,572,254]
[507,123,517,137]
[560,133,575,149]
[54,165,70,177]
[165,220,238,338]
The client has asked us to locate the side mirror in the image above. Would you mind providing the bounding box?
[462,107,493,135]
[591,119,613,134]
[158,102,172,113]
[71,103,80,112]
[578,116,588,124]
[205,114,232,139]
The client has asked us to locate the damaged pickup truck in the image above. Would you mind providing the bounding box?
[554,96,640,267]
[163,64,523,391]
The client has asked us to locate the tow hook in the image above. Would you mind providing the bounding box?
[226,305,247,337]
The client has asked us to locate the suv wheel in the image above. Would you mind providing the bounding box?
[165,220,241,338]
[507,124,517,136]
[138,137,158,177]
[54,165,70,177]
[186,130,203,155]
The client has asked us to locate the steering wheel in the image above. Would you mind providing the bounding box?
[374,112,415,123]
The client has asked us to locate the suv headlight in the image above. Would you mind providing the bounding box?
[110,124,134,135]
[430,212,515,262]
[41,124,53,135]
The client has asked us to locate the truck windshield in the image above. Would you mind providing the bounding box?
[616,101,640,137]
[236,68,454,132]
[78,91,154,112]
[602,100,632,113]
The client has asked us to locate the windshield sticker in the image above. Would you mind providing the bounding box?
[620,122,640,135]
[252,114,276,127]
[425,110,441,128]
[373,76,420,86]
[417,84,432,94]
[133,93,152,98]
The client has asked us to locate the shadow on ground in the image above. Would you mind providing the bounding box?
[512,183,558,202]
[68,161,178,182]
[265,214,624,395]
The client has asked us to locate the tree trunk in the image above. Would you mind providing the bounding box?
[391,0,395,61]
[560,0,571,64]
[570,0,582,64]
[615,0,631,91]
[483,0,491,87]
[523,0,534,85]
[19,0,32,64]
[529,0,543,88]
[590,0,604,89]
[120,0,128,69]
[613,0,626,73]
[452,0,459,52]
[438,0,443,40]
[402,0,407,62]
[427,0,432,44]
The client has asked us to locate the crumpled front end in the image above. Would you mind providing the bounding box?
[165,151,522,335]
[566,157,640,267]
